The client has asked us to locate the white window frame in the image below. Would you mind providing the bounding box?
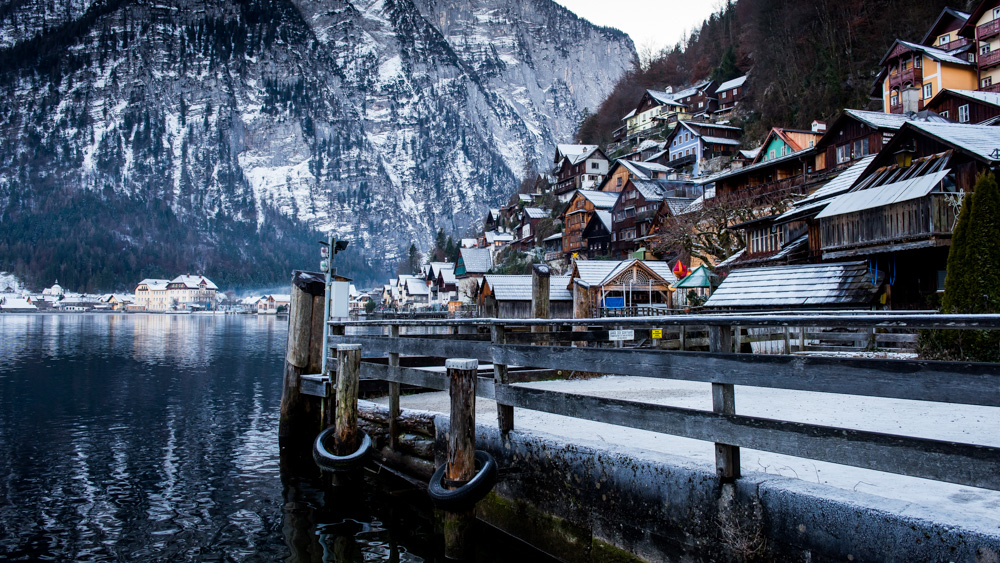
[984,76,994,88]
[939,34,950,45]
[959,104,970,123]
[923,83,933,99]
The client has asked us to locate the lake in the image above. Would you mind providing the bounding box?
[0,314,546,562]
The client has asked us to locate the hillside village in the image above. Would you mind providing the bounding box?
[370,1,1000,317]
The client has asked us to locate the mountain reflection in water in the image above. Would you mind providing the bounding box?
[0,314,451,561]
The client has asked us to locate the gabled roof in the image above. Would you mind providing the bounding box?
[594,210,612,231]
[404,277,430,296]
[523,207,549,219]
[774,156,877,224]
[674,265,716,289]
[754,128,822,163]
[631,179,669,201]
[663,197,697,216]
[716,75,747,92]
[960,3,997,38]
[815,168,950,219]
[705,261,881,308]
[878,39,972,67]
[543,232,563,242]
[482,275,572,301]
[137,278,170,291]
[903,121,1000,162]
[484,231,515,244]
[169,275,219,290]
[555,144,599,163]
[646,89,687,107]
[571,259,677,288]
[575,189,620,209]
[458,247,493,274]
[929,88,1000,109]
[842,109,912,130]
[920,7,970,46]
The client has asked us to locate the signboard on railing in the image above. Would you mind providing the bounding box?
[609,329,635,341]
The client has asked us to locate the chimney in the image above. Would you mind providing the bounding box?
[900,86,921,114]
[811,120,827,133]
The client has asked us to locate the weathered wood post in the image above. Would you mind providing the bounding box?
[388,325,401,450]
[279,271,328,447]
[334,344,362,454]
[572,281,590,347]
[709,324,740,481]
[531,264,550,333]
[444,358,478,560]
[783,326,792,354]
[491,325,513,436]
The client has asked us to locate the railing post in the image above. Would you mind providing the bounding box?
[334,344,362,455]
[388,325,400,450]
[709,325,740,482]
[783,326,791,354]
[444,358,478,560]
[491,325,514,436]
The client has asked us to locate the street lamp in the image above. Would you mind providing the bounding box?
[319,234,350,375]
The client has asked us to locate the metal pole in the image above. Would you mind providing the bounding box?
[320,233,334,375]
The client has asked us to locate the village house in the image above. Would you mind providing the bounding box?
[609,179,698,258]
[455,247,493,280]
[813,109,914,172]
[598,158,673,193]
[924,88,1000,123]
[567,259,678,317]
[134,279,171,311]
[514,207,551,250]
[552,144,610,200]
[166,275,219,310]
[581,211,613,258]
[714,75,747,116]
[477,275,573,319]
[663,121,742,176]
[960,0,1000,91]
[257,294,290,314]
[0,296,37,312]
[560,189,620,256]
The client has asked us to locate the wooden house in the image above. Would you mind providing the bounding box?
[625,89,687,138]
[610,179,698,258]
[567,259,678,317]
[959,0,1000,91]
[581,211,613,258]
[814,109,914,172]
[456,247,493,279]
[552,144,610,199]
[663,121,742,176]
[924,88,1000,123]
[560,190,620,255]
[514,207,550,250]
[711,143,819,201]
[714,75,747,115]
[478,275,573,319]
[597,159,673,193]
[705,262,882,310]
[873,40,976,114]
[757,127,823,163]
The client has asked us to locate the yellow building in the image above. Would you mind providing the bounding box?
[960,0,1000,91]
[874,39,976,114]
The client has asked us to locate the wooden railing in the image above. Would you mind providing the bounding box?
[981,49,1000,70]
[979,18,1000,41]
[326,313,1000,492]
[820,193,959,252]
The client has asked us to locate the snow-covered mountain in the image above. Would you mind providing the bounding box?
[0,0,634,287]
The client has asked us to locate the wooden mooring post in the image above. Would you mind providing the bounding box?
[444,358,478,560]
[709,325,740,481]
[334,344,362,454]
[388,325,401,450]
[531,264,550,334]
[279,271,328,447]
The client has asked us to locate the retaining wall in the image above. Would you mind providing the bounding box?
[357,400,1000,562]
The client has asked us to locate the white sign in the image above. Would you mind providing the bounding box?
[609,329,635,341]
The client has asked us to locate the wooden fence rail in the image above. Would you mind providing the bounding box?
[325,314,1000,491]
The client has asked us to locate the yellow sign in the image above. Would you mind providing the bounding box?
[652,329,663,339]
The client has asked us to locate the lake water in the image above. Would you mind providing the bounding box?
[0,314,546,562]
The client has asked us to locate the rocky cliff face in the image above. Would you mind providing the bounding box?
[0,0,634,287]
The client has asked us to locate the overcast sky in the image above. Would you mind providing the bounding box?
[551,0,724,60]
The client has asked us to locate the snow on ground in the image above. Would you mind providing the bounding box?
[372,375,1000,530]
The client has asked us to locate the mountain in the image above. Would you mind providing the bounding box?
[0,0,635,290]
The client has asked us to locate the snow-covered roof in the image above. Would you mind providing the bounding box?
[647,89,686,107]
[594,210,613,231]
[543,232,563,242]
[815,169,950,219]
[460,238,478,248]
[882,40,972,67]
[711,146,815,181]
[557,144,601,165]
[904,121,1000,162]
[577,190,620,209]
[483,275,572,301]
[572,259,677,288]
[631,179,669,201]
[663,197,697,216]
[137,278,170,291]
[738,148,760,159]
[701,136,741,146]
[404,277,430,295]
[169,275,218,290]
[800,156,877,203]
[716,75,747,92]
[0,297,36,310]
[705,261,880,308]
[484,231,515,244]
[523,207,549,219]
[842,109,912,130]
[936,89,1000,109]
[459,247,493,274]
[439,266,457,285]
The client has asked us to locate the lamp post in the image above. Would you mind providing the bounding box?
[319,234,349,375]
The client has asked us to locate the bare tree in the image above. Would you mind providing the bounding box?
[651,190,791,267]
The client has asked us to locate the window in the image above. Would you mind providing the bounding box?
[890,94,899,107]
[698,101,704,108]
[939,34,950,46]
[616,177,622,187]
[994,6,1000,19]
[940,110,949,119]
[590,161,599,170]
[836,144,850,164]
[768,149,776,160]
[914,56,921,69]
[853,138,869,158]
[984,76,993,88]
[982,44,991,56]
[720,91,727,99]
[959,104,970,123]
[923,83,933,99]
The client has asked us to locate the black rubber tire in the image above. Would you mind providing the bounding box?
[427,450,498,511]
[313,427,371,472]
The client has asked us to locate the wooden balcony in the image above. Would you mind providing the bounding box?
[888,67,922,89]
[819,193,959,255]
[978,19,1000,41]
[980,49,1000,70]
[981,82,1000,93]
[937,37,970,51]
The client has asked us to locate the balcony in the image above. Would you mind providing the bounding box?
[819,193,959,255]
[888,67,922,89]
[978,19,1000,41]
[980,49,1000,70]
[981,82,1000,93]
[937,37,970,51]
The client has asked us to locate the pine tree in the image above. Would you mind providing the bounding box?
[927,172,1000,361]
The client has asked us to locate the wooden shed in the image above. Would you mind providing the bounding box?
[479,275,573,319]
